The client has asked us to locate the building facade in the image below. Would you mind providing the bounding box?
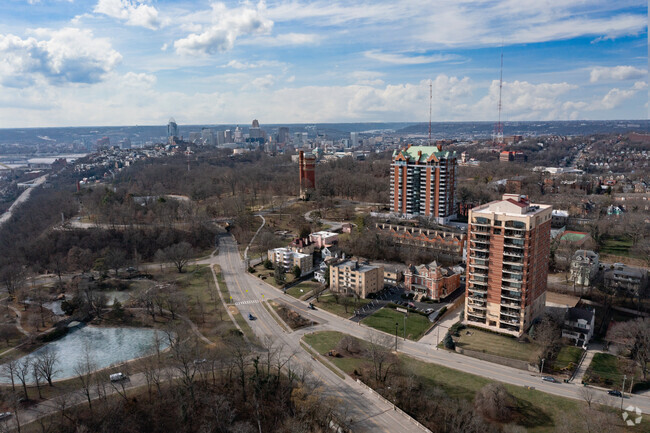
[330,260,383,298]
[569,250,599,286]
[299,150,316,200]
[390,145,458,224]
[374,222,466,263]
[309,231,338,248]
[604,264,647,296]
[562,307,595,347]
[267,247,313,276]
[404,261,460,300]
[465,194,552,337]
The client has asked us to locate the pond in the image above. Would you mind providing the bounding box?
[1,326,169,383]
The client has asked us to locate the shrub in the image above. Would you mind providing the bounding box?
[443,333,455,350]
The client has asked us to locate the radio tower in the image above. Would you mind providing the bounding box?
[428,81,433,146]
[493,50,504,147]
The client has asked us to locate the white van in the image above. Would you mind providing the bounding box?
[110,372,127,382]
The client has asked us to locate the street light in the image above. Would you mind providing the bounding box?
[403,311,407,341]
[395,322,399,351]
[621,375,627,410]
[540,358,545,374]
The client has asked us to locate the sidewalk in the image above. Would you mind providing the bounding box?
[419,305,462,346]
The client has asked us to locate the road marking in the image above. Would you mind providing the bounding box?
[234,300,260,305]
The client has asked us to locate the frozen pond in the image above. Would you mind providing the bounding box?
[1,326,169,383]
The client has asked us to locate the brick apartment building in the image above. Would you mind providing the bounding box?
[390,144,458,224]
[374,222,466,263]
[465,194,552,336]
[404,260,461,300]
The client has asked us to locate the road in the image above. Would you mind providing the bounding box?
[0,174,48,229]
[217,235,421,433]
[216,235,650,417]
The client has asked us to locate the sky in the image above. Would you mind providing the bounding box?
[0,0,647,127]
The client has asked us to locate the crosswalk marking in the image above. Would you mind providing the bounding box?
[234,299,260,305]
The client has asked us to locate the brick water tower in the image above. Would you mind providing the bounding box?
[299,150,315,200]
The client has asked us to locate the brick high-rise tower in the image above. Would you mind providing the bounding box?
[464,194,552,336]
[299,150,315,200]
[390,144,457,224]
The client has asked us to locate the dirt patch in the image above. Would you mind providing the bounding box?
[271,302,315,330]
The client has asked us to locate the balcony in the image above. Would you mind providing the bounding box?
[499,315,520,325]
[503,258,524,266]
[500,308,521,318]
[470,246,489,253]
[500,300,521,309]
[468,286,487,294]
[503,250,524,257]
[467,315,486,324]
[467,309,487,317]
[504,230,525,238]
[501,291,521,301]
[471,227,490,234]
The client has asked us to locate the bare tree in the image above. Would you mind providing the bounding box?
[35,346,59,386]
[161,242,194,273]
[15,357,31,400]
[1,359,18,391]
[578,386,596,409]
[73,346,96,411]
[474,383,513,422]
[610,317,650,380]
[365,332,398,384]
[32,361,43,399]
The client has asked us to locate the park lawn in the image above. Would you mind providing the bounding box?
[552,346,584,371]
[303,331,590,433]
[583,353,645,388]
[312,292,369,318]
[251,263,297,289]
[455,327,538,363]
[361,307,432,341]
[600,235,635,258]
[285,281,321,299]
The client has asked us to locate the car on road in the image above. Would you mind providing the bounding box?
[425,308,434,314]
[248,313,256,320]
[542,376,558,383]
[607,389,622,397]
[308,303,316,310]
[110,372,127,382]
[0,412,12,420]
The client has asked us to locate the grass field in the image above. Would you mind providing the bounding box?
[454,327,538,362]
[312,292,370,318]
[302,331,594,433]
[585,353,624,387]
[361,307,431,341]
[251,263,297,288]
[285,281,320,299]
[552,346,584,371]
[600,235,637,258]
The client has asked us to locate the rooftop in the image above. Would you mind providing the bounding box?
[472,194,551,217]
[392,145,457,163]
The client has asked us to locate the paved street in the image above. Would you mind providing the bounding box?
[216,234,650,418]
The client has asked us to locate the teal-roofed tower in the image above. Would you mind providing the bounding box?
[390,144,458,223]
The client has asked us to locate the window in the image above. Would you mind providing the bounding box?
[494,220,502,226]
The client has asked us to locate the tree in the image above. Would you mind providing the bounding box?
[532,314,562,364]
[104,248,127,276]
[474,383,514,422]
[610,317,650,380]
[73,347,96,412]
[274,266,286,286]
[161,242,194,273]
[578,386,596,409]
[15,357,31,400]
[292,265,302,279]
[365,332,398,384]
[35,346,59,386]
[1,359,19,391]
[0,324,15,346]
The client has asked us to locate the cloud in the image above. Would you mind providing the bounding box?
[590,65,647,82]
[250,32,320,46]
[364,50,458,65]
[251,74,276,88]
[174,2,273,56]
[122,71,156,87]
[94,0,162,30]
[222,59,287,70]
[0,27,122,87]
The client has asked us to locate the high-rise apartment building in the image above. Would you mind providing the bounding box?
[464,194,552,336]
[390,144,458,224]
[299,150,315,200]
[167,118,178,138]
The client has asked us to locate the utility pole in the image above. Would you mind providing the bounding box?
[437,326,440,350]
[403,311,407,341]
[540,358,545,374]
[621,375,627,410]
[395,322,398,352]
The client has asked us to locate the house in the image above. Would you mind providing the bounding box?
[320,245,341,261]
[267,247,314,276]
[289,237,315,255]
[604,264,647,296]
[309,231,338,248]
[370,262,406,286]
[569,250,599,286]
[551,210,569,228]
[562,307,596,347]
[404,260,461,301]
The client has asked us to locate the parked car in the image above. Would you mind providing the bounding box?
[248,313,256,320]
[425,308,434,314]
[607,390,622,397]
[0,412,12,420]
[110,372,127,382]
[542,376,558,383]
[407,302,415,308]
[308,303,316,310]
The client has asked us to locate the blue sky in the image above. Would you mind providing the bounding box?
[0,0,647,127]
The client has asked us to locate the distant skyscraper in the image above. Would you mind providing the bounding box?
[277,127,290,144]
[118,138,131,149]
[234,127,243,143]
[201,128,215,146]
[350,132,359,148]
[465,195,552,336]
[390,144,458,223]
[96,136,110,150]
[249,119,262,141]
[167,118,178,138]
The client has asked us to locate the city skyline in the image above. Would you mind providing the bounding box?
[0,0,647,127]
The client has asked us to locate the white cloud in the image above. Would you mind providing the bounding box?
[174,2,273,56]
[251,74,276,88]
[122,71,156,87]
[590,65,647,82]
[249,32,320,46]
[0,27,121,87]
[364,50,458,65]
[94,0,162,30]
[222,59,287,70]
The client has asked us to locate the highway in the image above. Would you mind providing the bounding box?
[215,235,650,419]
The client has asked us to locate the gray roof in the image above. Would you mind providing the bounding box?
[566,307,594,322]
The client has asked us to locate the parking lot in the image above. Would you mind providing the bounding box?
[350,285,464,323]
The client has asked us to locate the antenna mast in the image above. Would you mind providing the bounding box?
[428,81,432,146]
[494,50,504,146]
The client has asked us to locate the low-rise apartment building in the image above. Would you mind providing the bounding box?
[604,264,647,296]
[569,250,599,286]
[374,222,466,263]
[309,231,339,248]
[330,260,384,298]
[267,247,313,276]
